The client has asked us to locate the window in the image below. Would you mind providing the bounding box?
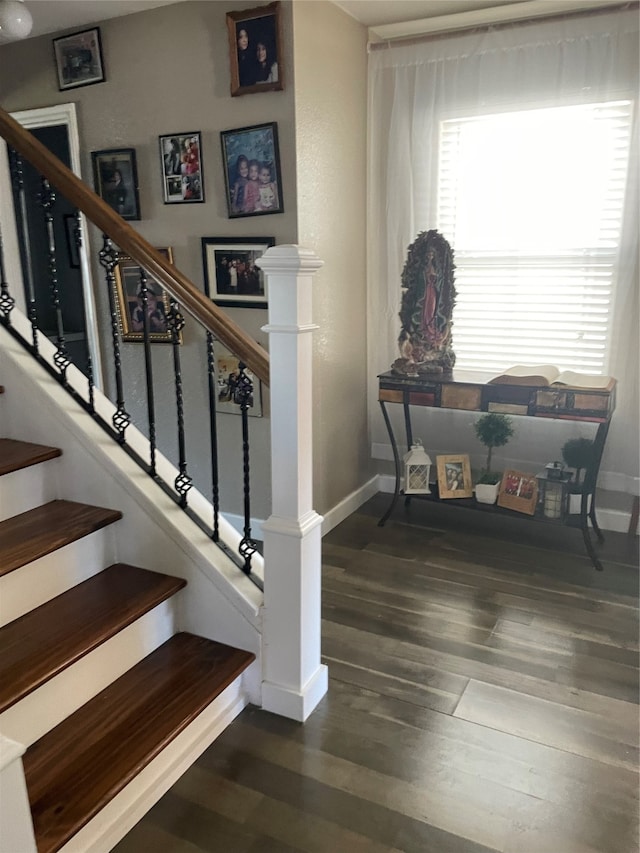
[438,101,633,374]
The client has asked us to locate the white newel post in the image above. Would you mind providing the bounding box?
[259,245,328,722]
[0,736,37,852]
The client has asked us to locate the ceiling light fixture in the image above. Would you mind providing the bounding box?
[0,0,33,43]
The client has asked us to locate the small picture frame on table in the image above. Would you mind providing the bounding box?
[497,470,538,515]
[202,236,273,308]
[91,148,141,221]
[114,248,181,344]
[159,132,204,204]
[220,123,283,218]
[53,27,105,91]
[436,454,473,499]
[226,1,283,97]
[214,340,263,417]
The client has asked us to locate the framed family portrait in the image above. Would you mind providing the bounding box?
[91,148,141,221]
[498,469,538,515]
[53,27,105,91]
[202,237,273,308]
[220,123,283,218]
[114,248,181,344]
[226,1,283,96]
[214,340,263,417]
[436,454,473,499]
[159,131,204,204]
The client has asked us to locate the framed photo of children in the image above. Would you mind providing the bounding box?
[114,248,181,344]
[220,123,283,218]
[497,469,538,515]
[159,132,204,204]
[436,454,473,499]
[91,148,141,221]
[214,340,263,417]
[226,1,283,97]
[53,27,105,91]
[202,237,273,308]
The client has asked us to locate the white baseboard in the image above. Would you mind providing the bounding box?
[321,476,380,537]
[261,663,329,722]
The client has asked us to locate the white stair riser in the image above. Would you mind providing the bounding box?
[0,599,178,747]
[0,460,59,522]
[0,529,115,627]
[59,674,252,853]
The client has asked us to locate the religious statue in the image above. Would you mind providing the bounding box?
[391,230,457,375]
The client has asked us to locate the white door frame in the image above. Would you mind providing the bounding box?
[0,102,103,388]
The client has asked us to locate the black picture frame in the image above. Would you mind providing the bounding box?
[220,122,283,218]
[53,27,105,91]
[159,131,205,204]
[202,236,274,308]
[226,1,283,97]
[91,148,141,221]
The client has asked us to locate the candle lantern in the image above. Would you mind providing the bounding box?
[536,462,572,520]
[403,440,432,495]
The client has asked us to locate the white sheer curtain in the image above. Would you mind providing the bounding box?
[368,7,639,485]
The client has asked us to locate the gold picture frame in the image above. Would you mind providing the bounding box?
[497,469,539,515]
[436,454,473,499]
[114,248,181,344]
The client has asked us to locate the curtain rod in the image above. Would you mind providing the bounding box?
[368,1,638,50]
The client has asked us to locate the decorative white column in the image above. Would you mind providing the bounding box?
[0,735,37,852]
[259,245,328,722]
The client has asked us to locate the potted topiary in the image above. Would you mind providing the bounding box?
[561,437,595,485]
[473,413,515,504]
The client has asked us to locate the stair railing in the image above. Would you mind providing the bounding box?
[0,105,267,582]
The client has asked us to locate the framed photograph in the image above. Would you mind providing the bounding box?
[91,148,141,221]
[436,454,473,499]
[226,1,283,97]
[498,469,539,515]
[202,237,273,308]
[53,27,105,91]
[63,214,81,269]
[159,132,204,204]
[220,122,283,218]
[114,248,181,344]
[214,340,263,417]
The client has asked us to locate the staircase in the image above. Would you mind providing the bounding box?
[0,390,255,852]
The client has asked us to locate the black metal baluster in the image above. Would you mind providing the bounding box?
[9,148,38,351]
[69,211,95,410]
[0,227,15,323]
[167,299,192,507]
[206,332,221,541]
[138,268,158,476]
[98,236,130,442]
[234,363,257,574]
[39,179,70,384]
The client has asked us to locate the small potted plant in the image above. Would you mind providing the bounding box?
[473,413,515,504]
[561,437,595,485]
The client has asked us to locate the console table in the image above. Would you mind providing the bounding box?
[378,369,616,571]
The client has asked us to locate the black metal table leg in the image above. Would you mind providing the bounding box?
[378,400,401,526]
[580,491,604,571]
[403,402,413,508]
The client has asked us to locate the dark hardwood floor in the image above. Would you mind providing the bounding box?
[115,494,639,853]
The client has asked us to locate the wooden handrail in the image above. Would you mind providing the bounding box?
[0,105,269,386]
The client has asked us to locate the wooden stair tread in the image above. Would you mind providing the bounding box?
[0,438,61,476]
[24,633,255,853]
[0,499,122,577]
[0,564,186,712]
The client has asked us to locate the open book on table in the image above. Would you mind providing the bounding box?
[488,365,615,391]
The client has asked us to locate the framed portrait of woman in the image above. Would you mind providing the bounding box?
[226,1,283,97]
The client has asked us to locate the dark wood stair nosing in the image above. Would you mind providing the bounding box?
[0,563,187,713]
[0,438,62,477]
[24,633,256,853]
[0,499,123,577]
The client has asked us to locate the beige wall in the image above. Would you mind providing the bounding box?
[292,0,372,513]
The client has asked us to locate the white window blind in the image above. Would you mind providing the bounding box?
[438,101,633,375]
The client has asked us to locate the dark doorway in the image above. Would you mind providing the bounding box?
[10,124,90,374]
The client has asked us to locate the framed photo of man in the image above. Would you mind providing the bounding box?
[91,148,141,221]
[202,237,273,308]
[226,1,283,96]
